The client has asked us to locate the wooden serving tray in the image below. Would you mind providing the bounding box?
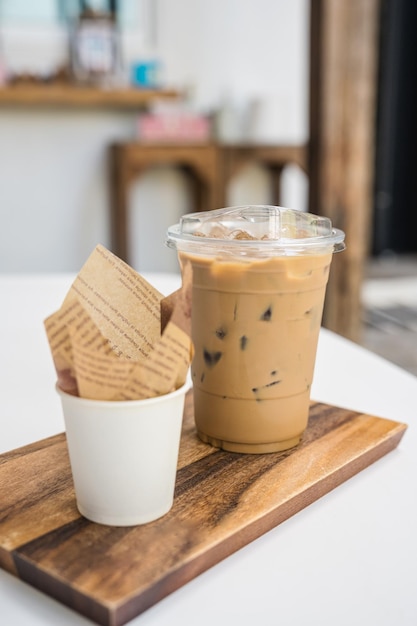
[0,394,407,626]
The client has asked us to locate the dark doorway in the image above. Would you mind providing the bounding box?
[373,0,417,255]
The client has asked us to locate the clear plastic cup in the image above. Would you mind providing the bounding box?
[57,380,190,526]
[166,205,345,454]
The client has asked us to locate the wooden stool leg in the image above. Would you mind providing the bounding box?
[268,165,284,206]
[110,146,131,264]
[180,166,203,213]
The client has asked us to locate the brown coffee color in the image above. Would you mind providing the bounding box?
[181,251,333,453]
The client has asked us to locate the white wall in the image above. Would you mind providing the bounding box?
[0,0,309,274]
[157,0,309,142]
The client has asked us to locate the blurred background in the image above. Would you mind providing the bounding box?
[0,0,309,274]
[0,0,416,373]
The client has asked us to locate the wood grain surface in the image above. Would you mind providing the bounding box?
[0,85,180,109]
[309,0,380,341]
[0,393,407,626]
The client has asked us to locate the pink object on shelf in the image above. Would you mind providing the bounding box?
[138,113,211,143]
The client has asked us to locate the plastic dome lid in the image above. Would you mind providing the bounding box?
[166,205,345,257]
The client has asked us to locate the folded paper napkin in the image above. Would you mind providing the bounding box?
[44,244,193,401]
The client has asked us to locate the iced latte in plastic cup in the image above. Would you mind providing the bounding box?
[166,206,345,453]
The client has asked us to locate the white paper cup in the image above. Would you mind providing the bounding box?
[57,381,191,526]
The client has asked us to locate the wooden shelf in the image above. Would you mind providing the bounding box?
[0,84,180,109]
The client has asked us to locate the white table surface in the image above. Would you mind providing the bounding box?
[1,273,417,626]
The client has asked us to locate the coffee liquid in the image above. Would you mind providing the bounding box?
[182,251,332,453]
